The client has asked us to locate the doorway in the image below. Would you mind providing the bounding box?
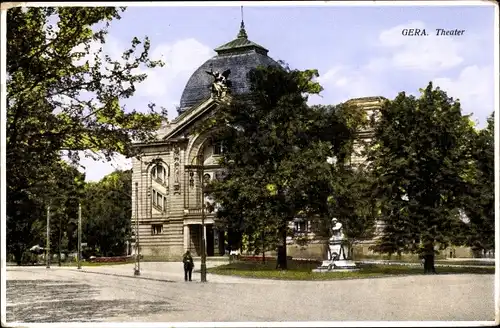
[206,225,214,257]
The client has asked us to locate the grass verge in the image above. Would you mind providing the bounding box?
[206,260,494,281]
[360,259,495,267]
[60,261,133,267]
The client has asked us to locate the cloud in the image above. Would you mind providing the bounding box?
[133,38,214,114]
[61,150,131,182]
[433,65,494,126]
[312,63,397,105]
[79,152,131,182]
[71,32,214,118]
[68,36,213,181]
[314,20,493,128]
[377,20,464,71]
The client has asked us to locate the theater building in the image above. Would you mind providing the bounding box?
[130,21,385,260]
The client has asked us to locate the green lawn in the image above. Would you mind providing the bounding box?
[206,260,494,281]
[359,259,495,267]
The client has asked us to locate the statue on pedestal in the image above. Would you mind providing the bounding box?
[313,218,358,272]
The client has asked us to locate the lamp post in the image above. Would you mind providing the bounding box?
[134,181,140,276]
[132,155,156,276]
[198,154,208,282]
[46,206,51,269]
[77,203,82,269]
[185,153,208,282]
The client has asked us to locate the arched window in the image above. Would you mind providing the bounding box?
[151,164,167,184]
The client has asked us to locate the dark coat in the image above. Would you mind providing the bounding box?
[183,253,194,270]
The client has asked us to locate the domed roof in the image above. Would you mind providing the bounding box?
[178,22,280,113]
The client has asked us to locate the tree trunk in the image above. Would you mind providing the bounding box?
[423,240,437,274]
[276,227,288,270]
[58,218,62,266]
[261,232,265,264]
[14,246,22,266]
[282,229,288,270]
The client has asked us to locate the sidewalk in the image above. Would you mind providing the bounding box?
[62,261,287,285]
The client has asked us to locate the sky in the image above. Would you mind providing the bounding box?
[75,3,497,181]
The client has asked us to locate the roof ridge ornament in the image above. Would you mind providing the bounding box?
[237,6,247,39]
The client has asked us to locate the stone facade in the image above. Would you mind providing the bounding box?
[131,100,224,260]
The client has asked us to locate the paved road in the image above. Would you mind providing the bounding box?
[5,265,495,323]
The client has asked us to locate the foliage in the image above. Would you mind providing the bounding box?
[368,82,477,256]
[6,161,84,264]
[6,7,162,262]
[327,163,377,256]
[81,170,132,257]
[459,113,495,252]
[203,63,366,268]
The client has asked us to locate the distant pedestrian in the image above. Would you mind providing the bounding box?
[182,250,194,281]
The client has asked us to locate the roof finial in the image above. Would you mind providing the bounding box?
[237,6,248,39]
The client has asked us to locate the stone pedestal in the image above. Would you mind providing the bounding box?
[312,259,359,273]
[332,260,358,269]
[312,239,359,273]
[313,218,359,273]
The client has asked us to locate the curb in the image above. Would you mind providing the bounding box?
[73,269,177,283]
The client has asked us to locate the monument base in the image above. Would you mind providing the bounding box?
[333,260,358,269]
[312,259,359,273]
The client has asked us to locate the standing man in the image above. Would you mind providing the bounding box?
[182,250,194,281]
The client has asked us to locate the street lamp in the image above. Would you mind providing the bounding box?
[186,153,208,282]
[134,181,140,276]
[77,203,82,269]
[46,206,51,269]
[198,154,208,282]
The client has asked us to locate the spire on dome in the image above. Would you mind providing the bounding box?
[214,6,269,56]
[237,6,247,39]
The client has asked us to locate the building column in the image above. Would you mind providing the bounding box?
[183,224,189,252]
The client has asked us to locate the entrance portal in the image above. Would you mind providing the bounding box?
[206,225,214,257]
[187,224,225,257]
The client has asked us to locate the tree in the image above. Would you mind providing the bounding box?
[203,63,365,269]
[459,113,494,255]
[7,7,163,261]
[368,82,477,270]
[6,159,84,264]
[81,170,132,257]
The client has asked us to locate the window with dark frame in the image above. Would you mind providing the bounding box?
[157,193,162,207]
[213,141,224,155]
[294,220,308,233]
[151,224,163,235]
